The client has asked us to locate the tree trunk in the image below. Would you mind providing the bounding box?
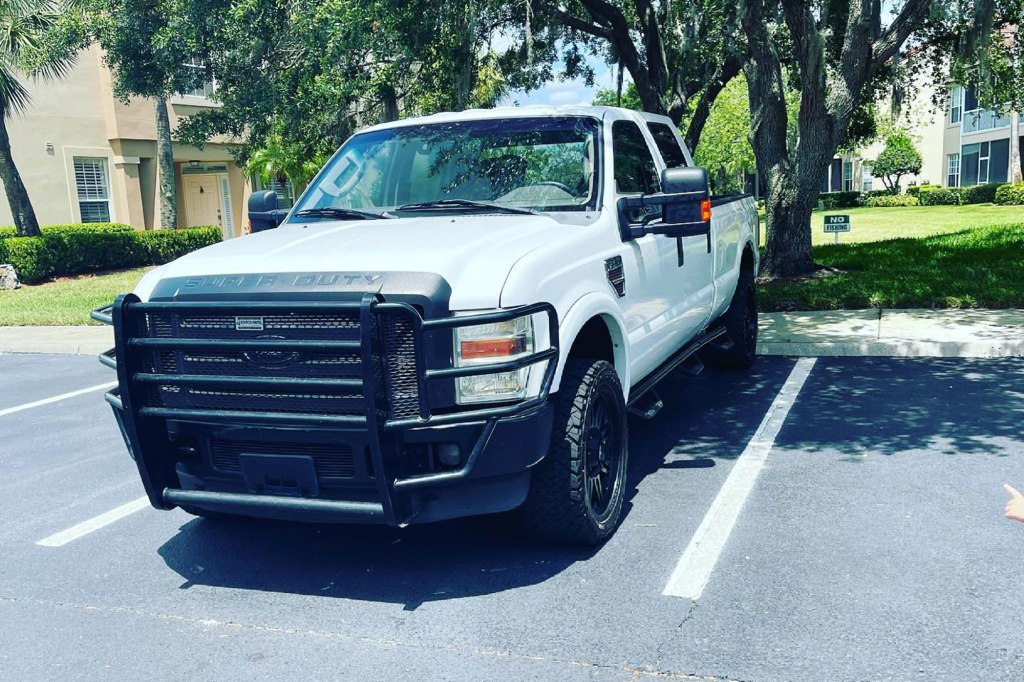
[0,116,42,237]
[380,85,399,122]
[154,96,177,229]
[760,170,818,277]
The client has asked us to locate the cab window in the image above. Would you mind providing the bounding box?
[612,120,660,194]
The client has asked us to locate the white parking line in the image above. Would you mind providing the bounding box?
[663,357,817,600]
[36,496,151,547]
[0,381,117,418]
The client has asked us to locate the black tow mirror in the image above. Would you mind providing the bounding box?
[247,189,289,233]
[617,166,712,244]
[660,166,709,197]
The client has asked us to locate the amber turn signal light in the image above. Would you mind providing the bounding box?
[459,337,526,360]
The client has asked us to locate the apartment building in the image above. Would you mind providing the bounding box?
[941,85,1024,187]
[1,45,251,239]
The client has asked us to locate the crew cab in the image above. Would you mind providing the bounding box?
[94,106,759,544]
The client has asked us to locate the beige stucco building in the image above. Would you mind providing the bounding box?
[939,86,1023,188]
[2,45,252,239]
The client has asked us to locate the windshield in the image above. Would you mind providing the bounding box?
[290,116,601,219]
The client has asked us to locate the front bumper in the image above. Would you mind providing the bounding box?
[94,294,559,525]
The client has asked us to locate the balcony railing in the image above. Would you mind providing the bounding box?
[962,108,1011,134]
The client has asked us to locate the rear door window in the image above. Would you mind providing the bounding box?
[646,123,688,168]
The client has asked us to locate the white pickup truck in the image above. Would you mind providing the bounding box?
[95,106,759,544]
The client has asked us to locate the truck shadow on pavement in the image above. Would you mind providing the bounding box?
[156,358,798,609]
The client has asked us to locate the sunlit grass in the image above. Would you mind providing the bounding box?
[0,268,150,325]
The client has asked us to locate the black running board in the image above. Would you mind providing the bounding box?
[627,326,728,407]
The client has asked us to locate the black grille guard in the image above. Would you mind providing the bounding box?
[92,293,559,525]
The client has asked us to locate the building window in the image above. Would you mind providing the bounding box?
[842,160,853,191]
[950,86,963,124]
[946,154,960,187]
[255,175,295,208]
[861,164,874,192]
[73,157,112,222]
[182,60,216,98]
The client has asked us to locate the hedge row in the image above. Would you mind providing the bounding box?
[865,194,920,207]
[819,191,864,209]
[0,224,222,283]
[824,182,1016,208]
[994,182,1024,205]
[915,183,1006,206]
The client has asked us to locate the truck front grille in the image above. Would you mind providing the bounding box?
[139,308,420,420]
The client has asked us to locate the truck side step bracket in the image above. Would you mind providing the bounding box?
[708,336,735,351]
[677,356,704,377]
[628,390,664,419]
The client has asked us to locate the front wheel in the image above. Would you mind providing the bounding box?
[520,359,628,545]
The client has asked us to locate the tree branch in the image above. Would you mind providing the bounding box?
[683,53,741,153]
[871,0,932,70]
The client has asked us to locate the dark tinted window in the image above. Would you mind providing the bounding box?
[647,123,687,168]
[612,121,660,194]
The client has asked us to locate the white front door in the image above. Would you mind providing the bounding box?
[183,175,223,230]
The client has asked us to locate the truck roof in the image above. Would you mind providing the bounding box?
[360,105,669,133]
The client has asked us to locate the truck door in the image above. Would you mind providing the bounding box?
[643,121,716,352]
[609,119,674,380]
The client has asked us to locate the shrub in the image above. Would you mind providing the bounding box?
[1,225,221,284]
[820,191,864,209]
[0,222,133,241]
[865,189,898,198]
[905,184,931,198]
[872,132,923,193]
[994,182,1024,205]
[964,183,1005,204]
[918,186,964,206]
[865,194,920,207]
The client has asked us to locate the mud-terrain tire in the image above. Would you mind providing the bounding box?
[705,269,757,369]
[520,359,628,545]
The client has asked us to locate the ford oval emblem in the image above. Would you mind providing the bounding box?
[242,335,301,369]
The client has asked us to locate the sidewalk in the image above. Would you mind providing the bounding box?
[758,308,1024,357]
[1,308,1023,357]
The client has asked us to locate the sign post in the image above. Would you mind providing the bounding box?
[824,214,851,244]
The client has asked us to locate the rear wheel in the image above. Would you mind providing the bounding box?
[705,269,758,369]
[520,359,628,545]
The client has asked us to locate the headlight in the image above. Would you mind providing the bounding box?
[454,315,534,404]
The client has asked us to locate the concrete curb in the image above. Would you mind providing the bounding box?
[757,341,1024,358]
[0,326,112,356]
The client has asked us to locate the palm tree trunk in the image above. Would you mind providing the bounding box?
[155,96,177,229]
[0,116,41,237]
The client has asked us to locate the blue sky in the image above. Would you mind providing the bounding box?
[502,58,621,107]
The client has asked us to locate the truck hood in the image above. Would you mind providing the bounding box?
[136,214,581,310]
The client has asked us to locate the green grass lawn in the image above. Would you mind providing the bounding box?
[758,204,1024,246]
[758,223,1024,311]
[0,267,150,326]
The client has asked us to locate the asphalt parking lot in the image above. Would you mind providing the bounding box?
[2,352,1023,681]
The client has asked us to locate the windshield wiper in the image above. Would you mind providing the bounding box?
[293,207,390,221]
[394,199,538,216]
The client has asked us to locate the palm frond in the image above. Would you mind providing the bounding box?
[0,64,32,115]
